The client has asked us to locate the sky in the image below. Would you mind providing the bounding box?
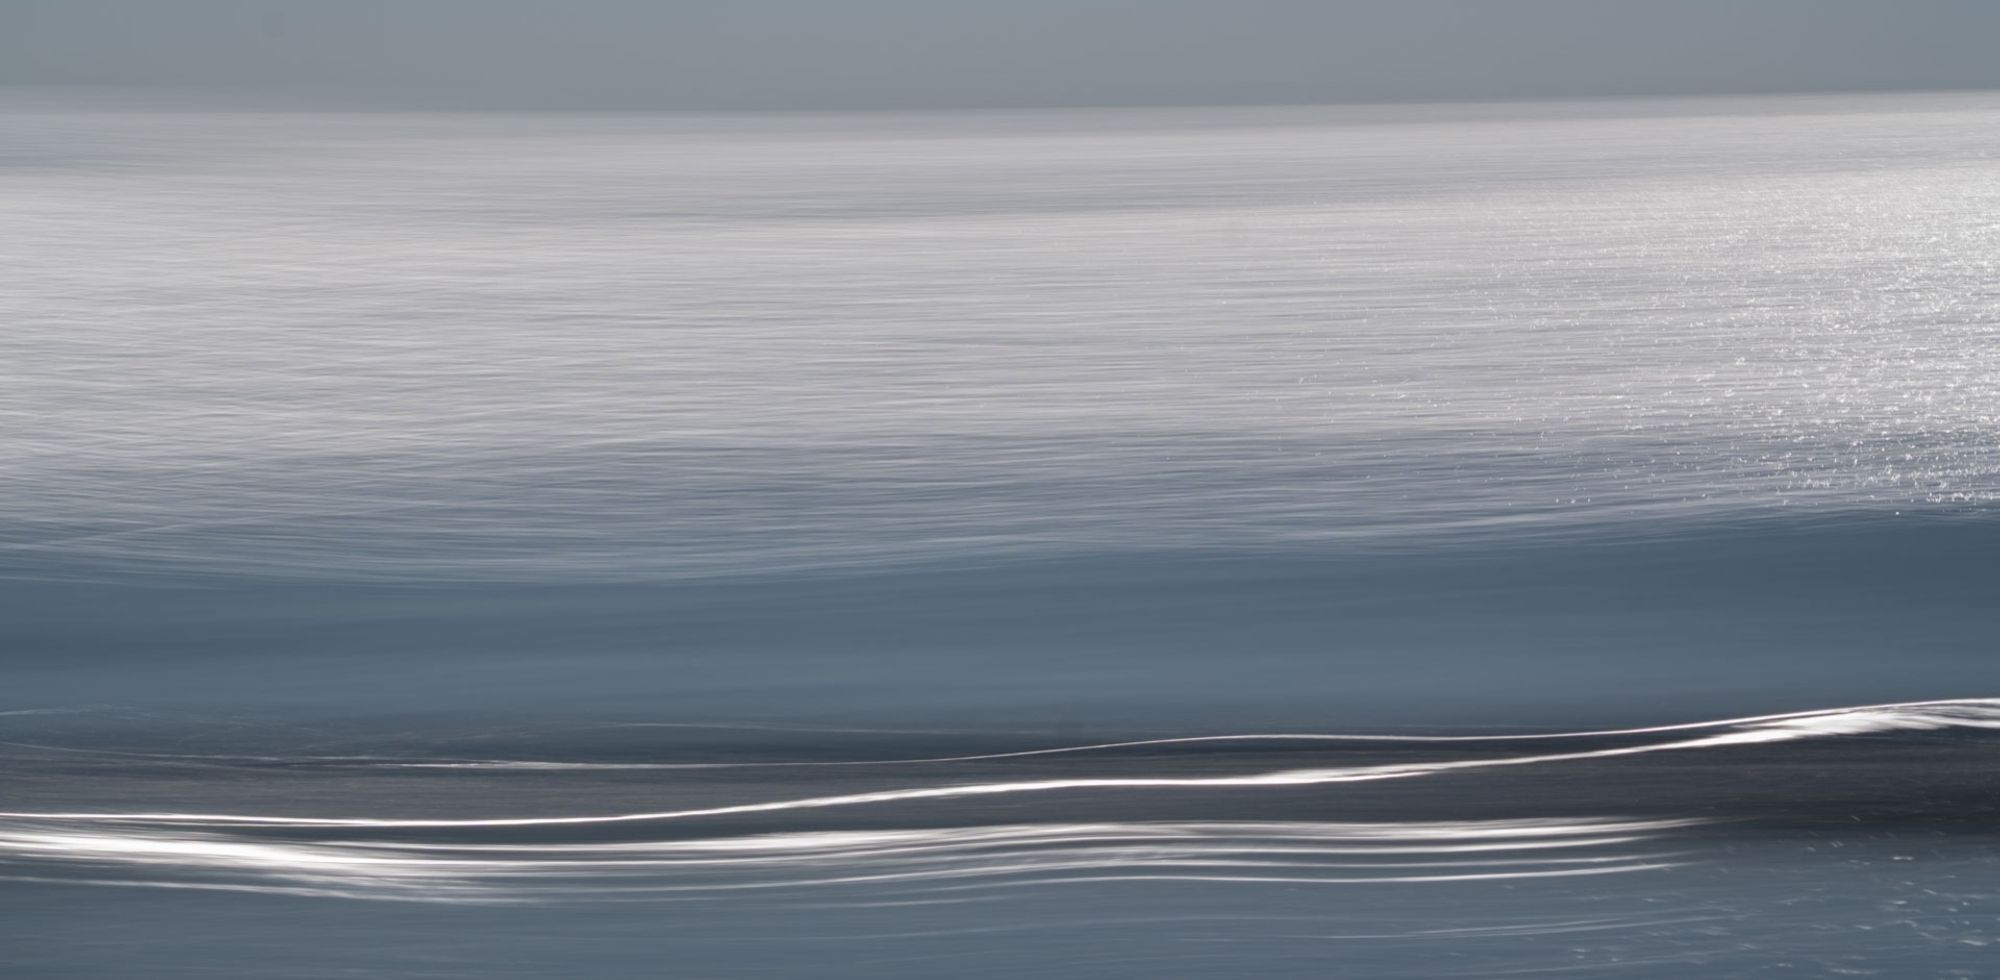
[3,0,1999,111]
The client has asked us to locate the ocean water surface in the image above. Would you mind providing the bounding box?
[2,92,1998,977]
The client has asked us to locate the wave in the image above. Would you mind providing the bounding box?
[341,697,2000,770]
[9,698,1998,828]
[3,698,1993,903]
[0,817,1692,904]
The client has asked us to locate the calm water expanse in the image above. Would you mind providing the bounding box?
[3,92,1998,977]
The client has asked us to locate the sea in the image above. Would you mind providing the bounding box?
[2,91,1998,977]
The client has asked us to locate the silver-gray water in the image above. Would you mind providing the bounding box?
[3,93,1998,977]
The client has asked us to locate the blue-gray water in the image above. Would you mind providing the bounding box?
[3,92,1998,977]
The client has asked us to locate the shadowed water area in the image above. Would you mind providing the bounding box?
[2,92,1998,977]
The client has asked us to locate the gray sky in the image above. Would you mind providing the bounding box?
[4,0,1999,110]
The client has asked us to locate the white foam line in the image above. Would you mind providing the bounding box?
[332,696,2000,770]
[16,697,1997,773]
[0,820,1688,852]
[270,844,1672,872]
[0,817,1689,903]
[481,858,1660,894]
[3,699,1993,829]
[0,821,1687,877]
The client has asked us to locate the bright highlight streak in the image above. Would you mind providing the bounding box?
[4,698,1993,829]
[0,818,1692,903]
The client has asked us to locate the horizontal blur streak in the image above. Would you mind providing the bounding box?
[6,698,1996,904]
[6,698,1998,975]
[3,94,1998,583]
[9,698,1999,830]
[0,818,1691,903]
[4,89,1999,980]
